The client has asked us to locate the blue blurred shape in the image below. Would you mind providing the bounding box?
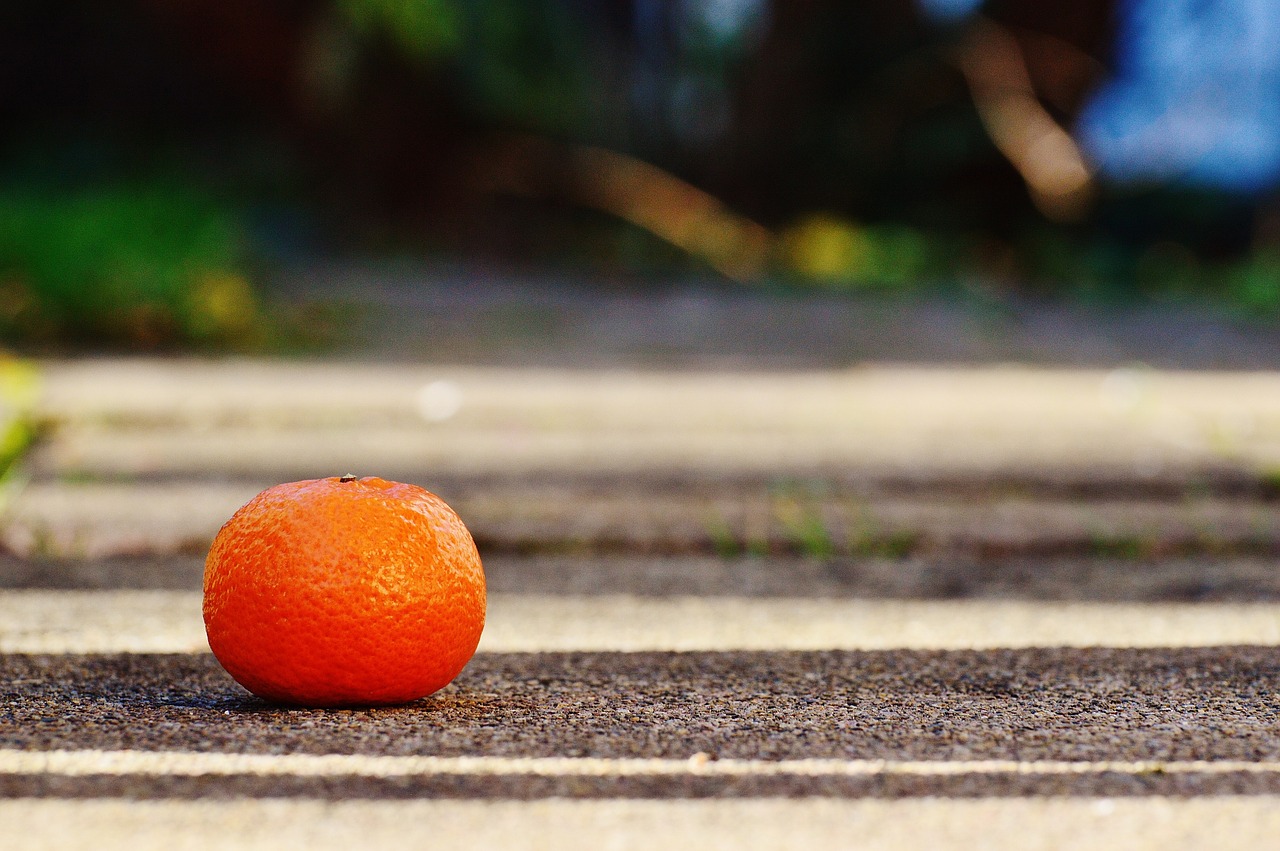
[1078,0,1280,192]
[917,0,984,25]
[691,0,768,42]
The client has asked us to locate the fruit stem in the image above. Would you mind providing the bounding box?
[339,474,358,483]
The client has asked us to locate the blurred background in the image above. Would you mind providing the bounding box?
[5,0,1280,652]
[2,0,1280,354]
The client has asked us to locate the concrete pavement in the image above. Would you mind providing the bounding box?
[12,360,1280,560]
[13,797,1280,851]
[9,592,1280,653]
[7,356,1280,849]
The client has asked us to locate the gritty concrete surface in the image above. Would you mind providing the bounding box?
[11,796,1280,851]
[12,553,1280,602]
[280,268,1280,371]
[17,747,1280,803]
[11,754,1280,799]
[5,648,1280,765]
[9,352,1280,848]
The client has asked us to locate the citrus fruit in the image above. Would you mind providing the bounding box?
[203,475,485,707]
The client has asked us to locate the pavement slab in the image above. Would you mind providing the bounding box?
[10,796,1280,851]
[9,480,1280,560]
[18,359,1280,561]
[11,751,1280,799]
[28,361,1280,491]
[11,553,1280,602]
[11,355,1280,849]
[9,591,1280,653]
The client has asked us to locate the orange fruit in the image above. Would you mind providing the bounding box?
[203,475,485,707]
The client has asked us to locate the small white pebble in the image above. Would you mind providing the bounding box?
[1098,367,1147,413]
[415,380,463,422]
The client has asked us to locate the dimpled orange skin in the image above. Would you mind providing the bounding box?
[202,476,485,707]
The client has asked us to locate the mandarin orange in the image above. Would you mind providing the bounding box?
[203,475,485,707]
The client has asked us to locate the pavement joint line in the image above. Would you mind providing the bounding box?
[7,591,1280,653]
[7,749,1280,779]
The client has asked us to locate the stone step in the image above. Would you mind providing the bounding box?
[31,420,1275,489]
[9,589,1280,653]
[54,360,1152,427]
[4,480,1277,560]
[19,359,1280,559]
[37,359,1280,439]
[32,360,1280,494]
[7,553,1280,603]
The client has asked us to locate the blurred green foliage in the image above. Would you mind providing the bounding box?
[337,0,462,61]
[2,0,1279,346]
[334,0,596,135]
[1227,253,1280,316]
[0,359,42,504]
[0,178,264,349]
[464,0,595,134]
[776,208,1280,318]
[779,215,937,289]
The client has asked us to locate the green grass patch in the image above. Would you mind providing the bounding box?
[0,179,267,349]
[0,360,41,509]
